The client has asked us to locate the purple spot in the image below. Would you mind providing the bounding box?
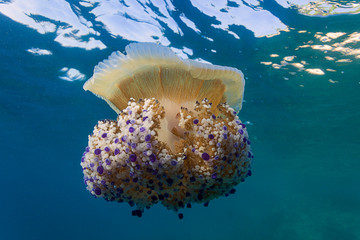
[193,119,199,124]
[94,187,101,195]
[97,166,104,174]
[90,163,94,168]
[208,134,214,139]
[238,129,244,135]
[101,133,107,138]
[202,152,210,161]
[125,148,129,153]
[233,111,237,115]
[131,143,137,149]
[85,146,90,152]
[223,133,228,139]
[191,148,195,153]
[241,123,246,128]
[140,127,146,132]
[247,140,251,145]
[212,114,216,119]
[243,137,247,143]
[142,116,148,121]
[149,153,156,163]
[126,120,131,125]
[211,173,217,179]
[94,148,101,155]
[104,147,110,152]
[171,160,177,166]
[214,155,219,160]
[105,159,111,165]
[129,154,137,162]
[129,127,135,133]
[130,120,136,124]
[121,135,128,142]
[114,148,120,155]
[81,157,84,162]
[128,110,132,115]
[146,143,151,149]
[223,126,227,131]
[114,138,119,143]
[216,142,221,147]
[145,134,151,142]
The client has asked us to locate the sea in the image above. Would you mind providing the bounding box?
[0,1,359,239]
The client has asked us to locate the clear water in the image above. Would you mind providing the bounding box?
[1,1,360,239]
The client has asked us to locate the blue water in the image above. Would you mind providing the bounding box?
[1,1,360,239]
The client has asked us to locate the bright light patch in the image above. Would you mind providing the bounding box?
[306,68,325,75]
[59,67,86,82]
[27,48,53,56]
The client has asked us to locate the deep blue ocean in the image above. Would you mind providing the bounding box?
[1,0,360,239]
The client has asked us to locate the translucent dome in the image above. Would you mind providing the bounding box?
[83,42,245,113]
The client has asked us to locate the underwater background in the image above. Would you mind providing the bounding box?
[1,0,360,239]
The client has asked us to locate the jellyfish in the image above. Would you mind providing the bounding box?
[80,43,253,218]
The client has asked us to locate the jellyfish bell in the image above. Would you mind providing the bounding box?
[84,43,244,112]
[81,43,252,217]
